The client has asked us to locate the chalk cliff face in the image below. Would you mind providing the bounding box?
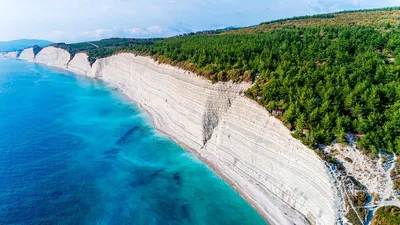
[68,53,92,76]
[92,53,338,225]
[204,96,338,225]
[19,48,35,62]
[35,46,70,68]
[92,55,251,151]
[3,51,18,59]
[326,142,400,212]
[18,48,339,225]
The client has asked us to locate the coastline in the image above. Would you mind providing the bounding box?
[5,54,277,224]
[80,65,281,224]
[133,94,276,225]
[9,48,339,225]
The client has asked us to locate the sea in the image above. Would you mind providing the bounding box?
[0,58,268,225]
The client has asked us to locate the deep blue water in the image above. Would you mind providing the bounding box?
[0,59,267,225]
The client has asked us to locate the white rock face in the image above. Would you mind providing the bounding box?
[92,54,251,150]
[4,51,18,59]
[18,48,35,62]
[18,49,339,225]
[68,53,92,76]
[326,143,400,208]
[35,46,70,68]
[91,53,338,225]
[205,97,338,225]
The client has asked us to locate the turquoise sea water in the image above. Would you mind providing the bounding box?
[0,59,268,225]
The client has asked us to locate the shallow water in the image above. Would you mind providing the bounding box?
[0,59,268,225]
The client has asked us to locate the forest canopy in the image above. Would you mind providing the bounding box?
[67,11,400,154]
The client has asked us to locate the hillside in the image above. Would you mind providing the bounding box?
[63,8,400,155]
[0,39,52,52]
[227,7,400,34]
[43,7,400,225]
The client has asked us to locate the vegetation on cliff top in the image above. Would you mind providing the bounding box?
[52,38,159,64]
[63,8,400,154]
[130,26,400,154]
[371,206,400,225]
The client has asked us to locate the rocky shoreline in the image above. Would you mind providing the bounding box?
[6,46,339,225]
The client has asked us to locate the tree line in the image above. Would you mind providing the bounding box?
[67,24,400,154]
[130,26,400,153]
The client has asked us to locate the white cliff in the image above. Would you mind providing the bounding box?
[4,51,18,59]
[35,46,70,68]
[19,48,339,225]
[67,53,92,76]
[19,48,35,62]
[204,96,338,225]
[326,141,400,220]
[91,53,338,225]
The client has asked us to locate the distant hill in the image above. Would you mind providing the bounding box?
[226,6,400,34]
[0,39,52,52]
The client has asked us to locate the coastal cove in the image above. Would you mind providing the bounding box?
[0,58,268,225]
[6,46,339,225]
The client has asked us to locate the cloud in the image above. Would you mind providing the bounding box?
[49,30,77,43]
[168,24,193,33]
[124,26,165,36]
[48,28,116,43]
[47,25,173,43]
[308,0,360,13]
[307,0,390,13]
[126,9,137,15]
[1,0,399,42]
[82,29,114,39]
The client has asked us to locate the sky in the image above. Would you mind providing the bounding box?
[0,0,399,43]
